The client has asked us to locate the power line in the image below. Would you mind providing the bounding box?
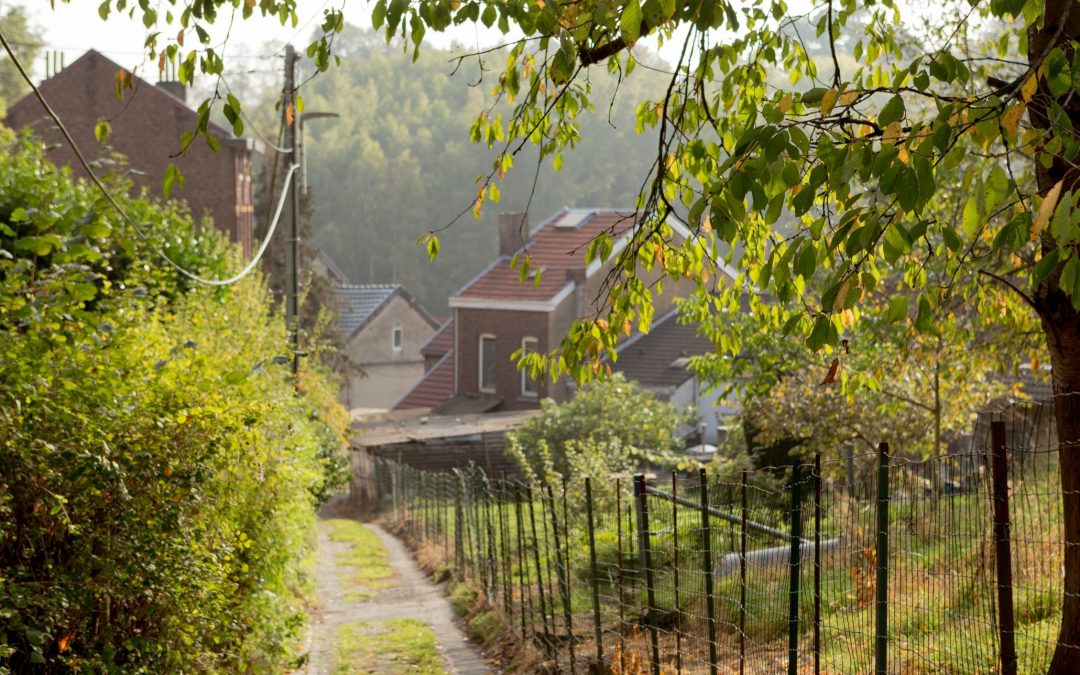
[0,24,292,287]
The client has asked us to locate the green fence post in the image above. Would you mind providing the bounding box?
[875,442,890,674]
[814,453,822,675]
[701,468,718,675]
[634,474,661,675]
[787,464,804,675]
[991,420,1018,675]
[585,477,603,665]
[547,483,575,673]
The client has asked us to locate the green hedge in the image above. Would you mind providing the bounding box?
[0,128,350,672]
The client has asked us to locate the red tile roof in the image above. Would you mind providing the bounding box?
[421,318,455,357]
[454,209,642,303]
[393,351,454,410]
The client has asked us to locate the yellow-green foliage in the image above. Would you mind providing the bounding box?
[0,128,349,672]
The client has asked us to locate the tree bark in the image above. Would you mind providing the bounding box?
[1029,2,1080,670]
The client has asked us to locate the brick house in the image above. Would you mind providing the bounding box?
[335,284,440,414]
[4,50,257,256]
[395,208,697,413]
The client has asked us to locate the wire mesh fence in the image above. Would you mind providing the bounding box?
[367,399,1068,673]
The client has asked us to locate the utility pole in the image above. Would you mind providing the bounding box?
[284,44,301,376]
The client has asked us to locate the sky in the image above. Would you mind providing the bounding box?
[12,0,521,83]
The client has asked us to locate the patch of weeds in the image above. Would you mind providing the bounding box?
[336,619,446,674]
[448,581,479,615]
[433,563,453,584]
[468,611,505,645]
[324,519,395,601]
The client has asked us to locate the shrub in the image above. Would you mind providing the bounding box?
[0,128,348,672]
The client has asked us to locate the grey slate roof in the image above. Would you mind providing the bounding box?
[333,284,399,336]
[612,309,712,391]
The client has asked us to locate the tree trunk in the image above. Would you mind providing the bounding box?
[1043,305,1080,672]
[1029,2,1080,670]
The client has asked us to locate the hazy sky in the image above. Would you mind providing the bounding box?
[12,0,513,82]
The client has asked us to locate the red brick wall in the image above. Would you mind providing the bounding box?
[454,307,549,411]
[4,51,254,256]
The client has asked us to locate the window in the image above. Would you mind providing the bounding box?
[392,326,403,351]
[521,337,539,397]
[479,335,496,392]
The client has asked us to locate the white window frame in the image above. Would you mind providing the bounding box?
[520,337,539,397]
[479,334,497,393]
[392,326,403,351]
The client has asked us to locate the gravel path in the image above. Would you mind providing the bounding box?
[305,517,492,675]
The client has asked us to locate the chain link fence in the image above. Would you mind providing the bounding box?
[367,399,1067,673]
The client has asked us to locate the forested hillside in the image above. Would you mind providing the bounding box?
[298,27,669,311]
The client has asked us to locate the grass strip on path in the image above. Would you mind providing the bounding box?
[323,518,395,601]
[335,619,447,674]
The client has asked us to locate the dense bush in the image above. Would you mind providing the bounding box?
[0,128,349,672]
[507,373,693,482]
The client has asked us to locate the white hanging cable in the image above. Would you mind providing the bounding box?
[0,25,293,287]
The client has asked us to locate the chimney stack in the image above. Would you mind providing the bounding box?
[156,61,186,104]
[498,212,528,257]
[566,268,587,318]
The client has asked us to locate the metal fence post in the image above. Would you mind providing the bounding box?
[526,485,553,650]
[547,483,575,673]
[813,453,822,675]
[787,464,804,675]
[616,478,626,673]
[991,420,1018,675]
[513,483,530,641]
[672,471,682,674]
[875,442,890,674]
[634,474,661,675]
[585,477,603,665]
[739,469,747,675]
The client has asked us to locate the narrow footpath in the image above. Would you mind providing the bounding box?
[305,513,492,675]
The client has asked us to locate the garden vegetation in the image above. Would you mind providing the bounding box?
[0,127,349,672]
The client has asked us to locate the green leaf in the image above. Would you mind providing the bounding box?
[884,295,909,323]
[620,0,643,44]
[1033,249,1061,285]
[962,196,981,237]
[806,314,835,351]
[878,94,906,126]
[1060,255,1080,310]
[914,295,933,332]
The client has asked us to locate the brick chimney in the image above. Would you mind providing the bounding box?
[498,212,528,257]
[566,268,587,318]
[156,80,186,104]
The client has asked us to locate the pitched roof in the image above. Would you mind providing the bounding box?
[333,284,439,339]
[421,318,455,357]
[452,208,666,306]
[611,309,712,391]
[393,351,455,410]
[334,284,399,335]
[6,50,241,145]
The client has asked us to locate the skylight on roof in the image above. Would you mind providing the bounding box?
[552,210,593,229]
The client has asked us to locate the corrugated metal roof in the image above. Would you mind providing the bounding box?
[333,284,399,336]
[393,351,454,410]
[611,310,712,391]
[454,209,641,303]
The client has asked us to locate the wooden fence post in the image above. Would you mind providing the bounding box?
[813,454,822,675]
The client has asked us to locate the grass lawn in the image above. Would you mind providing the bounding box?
[335,619,447,674]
